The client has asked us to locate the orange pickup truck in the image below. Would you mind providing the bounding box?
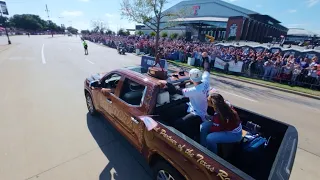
[84,66,298,180]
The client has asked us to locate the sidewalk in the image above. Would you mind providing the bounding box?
[168,61,320,100]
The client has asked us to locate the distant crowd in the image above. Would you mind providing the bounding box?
[82,34,320,89]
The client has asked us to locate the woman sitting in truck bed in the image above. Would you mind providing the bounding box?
[200,93,242,154]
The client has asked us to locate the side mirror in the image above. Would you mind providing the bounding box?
[90,80,101,88]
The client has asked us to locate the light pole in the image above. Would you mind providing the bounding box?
[58,16,65,35]
[0,11,11,44]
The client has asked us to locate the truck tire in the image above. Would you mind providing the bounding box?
[152,160,185,180]
[85,93,97,116]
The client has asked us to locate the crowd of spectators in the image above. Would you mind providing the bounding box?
[82,34,320,89]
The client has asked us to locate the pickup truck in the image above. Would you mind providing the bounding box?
[84,65,298,180]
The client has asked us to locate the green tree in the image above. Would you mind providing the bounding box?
[125,30,130,35]
[121,0,188,62]
[170,33,178,39]
[10,14,45,31]
[0,16,9,27]
[81,30,90,34]
[105,29,113,35]
[161,31,168,38]
[67,26,78,34]
[137,30,144,35]
[47,20,60,32]
[118,28,127,36]
[150,31,156,37]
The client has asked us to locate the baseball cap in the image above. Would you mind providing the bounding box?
[189,68,202,82]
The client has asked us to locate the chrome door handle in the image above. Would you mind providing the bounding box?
[106,98,112,104]
[131,117,139,124]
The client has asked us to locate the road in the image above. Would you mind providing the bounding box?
[0,35,319,180]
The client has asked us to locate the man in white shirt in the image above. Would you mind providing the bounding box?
[159,52,211,139]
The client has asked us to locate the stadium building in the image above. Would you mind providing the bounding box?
[138,0,288,42]
[285,28,319,45]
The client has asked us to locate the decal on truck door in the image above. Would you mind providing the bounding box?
[154,126,231,179]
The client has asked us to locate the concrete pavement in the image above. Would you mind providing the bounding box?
[0,35,319,180]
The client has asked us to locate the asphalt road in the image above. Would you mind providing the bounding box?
[0,35,319,180]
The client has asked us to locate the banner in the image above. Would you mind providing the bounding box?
[214,57,226,70]
[214,57,243,73]
[0,1,9,15]
[228,61,243,73]
[141,56,168,70]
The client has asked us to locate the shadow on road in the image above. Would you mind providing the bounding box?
[86,113,152,180]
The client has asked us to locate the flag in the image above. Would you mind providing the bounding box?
[139,116,158,131]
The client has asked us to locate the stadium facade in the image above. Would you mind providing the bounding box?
[137,0,288,42]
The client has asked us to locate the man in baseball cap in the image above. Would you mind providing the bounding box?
[158,52,211,139]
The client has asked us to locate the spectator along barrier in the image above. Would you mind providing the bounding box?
[82,34,320,90]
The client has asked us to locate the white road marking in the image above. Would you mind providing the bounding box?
[41,44,46,64]
[217,89,258,102]
[85,58,94,64]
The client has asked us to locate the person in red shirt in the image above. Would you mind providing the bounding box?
[200,93,242,154]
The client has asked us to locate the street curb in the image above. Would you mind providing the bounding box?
[168,61,320,100]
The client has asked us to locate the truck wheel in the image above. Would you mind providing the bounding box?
[85,93,97,116]
[152,160,185,180]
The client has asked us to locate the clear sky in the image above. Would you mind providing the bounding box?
[3,0,320,34]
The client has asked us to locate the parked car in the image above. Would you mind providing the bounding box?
[84,63,298,180]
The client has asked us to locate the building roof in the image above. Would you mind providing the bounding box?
[170,17,228,22]
[163,0,284,26]
[288,28,319,37]
[174,0,258,17]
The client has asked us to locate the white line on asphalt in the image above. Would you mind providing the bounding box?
[41,44,46,64]
[85,58,94,64]
[218,89,258,102]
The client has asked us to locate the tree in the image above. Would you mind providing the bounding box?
[8,14,63,33]
[81,30,90,34]
[67,26,78,34]
[150,31,156,37]
[10,14,45,31]
[0,16,9,26]
[118,28,127,36]
[105,29,113,35]
[121,0,188,64]
[91,20,106,34]
[170,33,178,39]
[125,30,131,35]
[47,20,60,32]
[136,30,144,35]
[161,31,168,38]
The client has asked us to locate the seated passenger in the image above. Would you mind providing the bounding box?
[200,93,242,154]
[158,52,211,138]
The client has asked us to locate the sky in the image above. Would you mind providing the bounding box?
[2,0,320,34]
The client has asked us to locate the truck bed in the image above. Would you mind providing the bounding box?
[154,105,298,180]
